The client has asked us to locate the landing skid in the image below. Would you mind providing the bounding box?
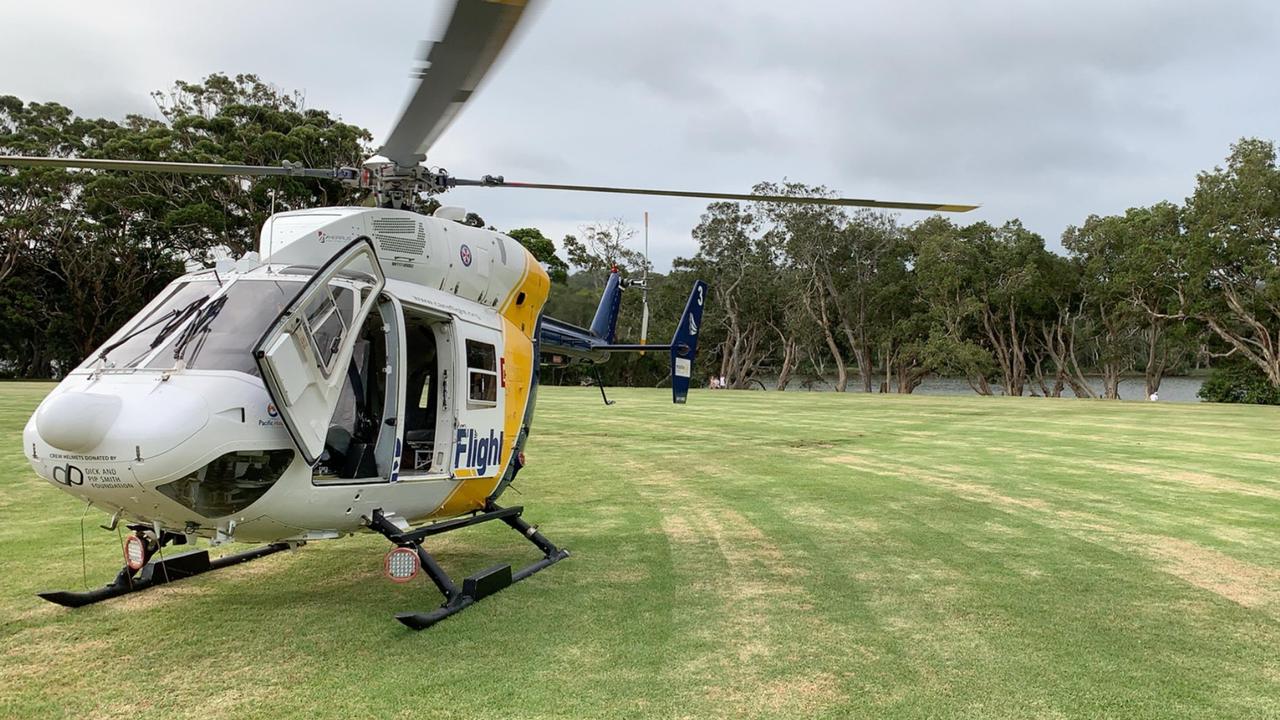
[37,526,294,608]
[367,504,569,630]
[592,367,616,405]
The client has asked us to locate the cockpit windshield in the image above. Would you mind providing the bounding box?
[89,281,217,369]
[86,277,311,375]
[145,279,306,375]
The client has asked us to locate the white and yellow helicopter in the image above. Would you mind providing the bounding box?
[3,0,975,629]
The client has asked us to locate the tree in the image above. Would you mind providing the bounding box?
[914,218,1058,396]
[1064,202,1190,397]
[561,218,647,278]
[756,182,857,390]
[686,202,779,388]
[911,217,996,394]
[0,75,372,377]
[506,227,569,283]
[1174,138,1280,387]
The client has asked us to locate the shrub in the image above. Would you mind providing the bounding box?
[1198,361,1280,405]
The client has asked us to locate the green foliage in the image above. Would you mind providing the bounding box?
[0,75,371,376]
[561,218,647,278]
[1178,138,1280,385]
[2,75,1277,403]
[506,227,569,283]
[1197,360,1280,404]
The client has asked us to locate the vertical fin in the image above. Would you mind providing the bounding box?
[670,281,708,404]
[589,268,623,342]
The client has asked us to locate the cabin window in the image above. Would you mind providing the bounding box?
[466,340,498,405]
[314,300,396,484]
[302,285,355,374]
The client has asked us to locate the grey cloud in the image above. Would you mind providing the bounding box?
[2,0,1278,265]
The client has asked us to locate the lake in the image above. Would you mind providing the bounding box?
[770,375,1206,402]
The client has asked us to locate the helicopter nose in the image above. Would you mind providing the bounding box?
[35,391,122,453]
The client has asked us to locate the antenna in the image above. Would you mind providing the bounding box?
[640,211,650,349]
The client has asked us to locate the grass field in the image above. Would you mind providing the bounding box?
[2,382,1279,719]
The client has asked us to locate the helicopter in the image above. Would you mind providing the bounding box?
[3,0,977,630]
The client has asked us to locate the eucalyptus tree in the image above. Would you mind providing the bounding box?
[1033,252,1094,398]
[914,218,1057,396]
[833,210,911,392]
[1176,138,1280,387]
[135,73,370,259]
[756,182,852,390]
[1062,218,1139,399]
[561,218,647,280]
[688,201,784,388]
[1064,202,1188,397]
[758,181,914,393]
[0,98,99,284]
[910,217,997,394]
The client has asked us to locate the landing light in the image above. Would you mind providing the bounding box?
[384,547,420,583]
[123,535,147,571]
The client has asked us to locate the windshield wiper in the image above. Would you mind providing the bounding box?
[96,296,208,365]
[151,297,209,348]
[172,295,228,366]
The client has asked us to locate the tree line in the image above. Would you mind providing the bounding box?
[1,75,1277,403]
[552,142,1280,404]
[0,75,367,376]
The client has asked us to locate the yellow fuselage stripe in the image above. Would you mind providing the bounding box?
[427,248,550,519]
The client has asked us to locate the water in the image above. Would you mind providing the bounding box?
[770,375,1206,402]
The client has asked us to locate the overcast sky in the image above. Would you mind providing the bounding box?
[3,0,1278,269]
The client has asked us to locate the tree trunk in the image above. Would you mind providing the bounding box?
[775,337,799,391]
[1141,319,1164,397]
[802,274,848,392]
[1101,362,1122,400]
[824,328,848,392]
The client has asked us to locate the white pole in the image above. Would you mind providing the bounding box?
[640,211,650,348]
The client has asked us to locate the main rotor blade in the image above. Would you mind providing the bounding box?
[379,0,538,167]
[453,178,979,212]
[0,156,342,179]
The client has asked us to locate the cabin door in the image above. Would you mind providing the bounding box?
[254,239,386,465]
[397,303,455,479]
[451,320,506,478]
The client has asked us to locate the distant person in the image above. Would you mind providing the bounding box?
[1149,391,1159,402]
[709,377,719,389]
[719,375,727,389]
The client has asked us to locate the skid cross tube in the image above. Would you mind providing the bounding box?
[38,527,294,608]
[367,504,569,630]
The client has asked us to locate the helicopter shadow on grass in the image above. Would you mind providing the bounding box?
[205,530,549,628]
